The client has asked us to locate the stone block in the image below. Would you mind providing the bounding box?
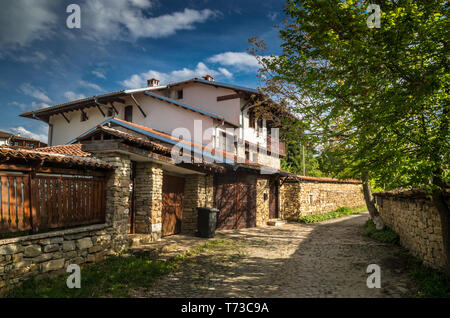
[41,259,65,273]
[76,238,93,250]
[24,245,42,258]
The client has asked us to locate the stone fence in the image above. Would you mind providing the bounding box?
[280,177,365,220]
[0,153,131,294]
[374,189,449,269]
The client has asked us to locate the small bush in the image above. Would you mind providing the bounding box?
[297,205,366,224]
[363,220,400,244]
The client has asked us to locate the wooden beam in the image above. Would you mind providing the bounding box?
[61,113,70,123]
[130,94,147,118]
[109,102,119,115]
[80,109,88,121]
[217,93,244,102]
[113,97,126,104]
[96,104,106,117]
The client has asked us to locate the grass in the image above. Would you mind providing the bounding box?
[5,239,229,298]
[363,220,450,298]
[297,205,367,224]
[363,219,400,244]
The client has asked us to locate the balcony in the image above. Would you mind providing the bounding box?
[267,136,286,157]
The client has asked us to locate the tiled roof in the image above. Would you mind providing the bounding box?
[38,144,91,157]
[283,172,362,184]
[0,131,13,138]
[374,188,449,199]
[0,146,113,169]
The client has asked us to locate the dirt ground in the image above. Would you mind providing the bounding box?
[134,213,414,298]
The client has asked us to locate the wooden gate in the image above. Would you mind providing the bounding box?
[162,174,185,237]
[0,171,106,235]
[214,173,256,230]
[269,176,279,219]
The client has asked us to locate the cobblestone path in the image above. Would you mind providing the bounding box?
[139,213,415,298]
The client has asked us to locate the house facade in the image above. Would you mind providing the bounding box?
[21,75,291,240]
[0,131,47,149]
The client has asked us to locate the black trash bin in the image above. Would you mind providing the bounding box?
[197,207,219,238]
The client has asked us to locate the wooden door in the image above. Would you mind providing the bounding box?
[269,177,279,219]
[162,174,185,237]
[214,173,256,230]
[214,174,236,230]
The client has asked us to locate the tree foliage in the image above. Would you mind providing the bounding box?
[252,0,449,272]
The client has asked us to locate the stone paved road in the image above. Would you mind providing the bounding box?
[138,213,415,298]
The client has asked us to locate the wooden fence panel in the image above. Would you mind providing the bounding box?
[0,174,33,234]
[0,171,107,235]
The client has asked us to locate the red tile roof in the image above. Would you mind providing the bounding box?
[0,146,113,169]
[283,171,362,184]
[38,144,91,157]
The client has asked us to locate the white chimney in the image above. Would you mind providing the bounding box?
[147,78,160,87]
[202,74,215,82]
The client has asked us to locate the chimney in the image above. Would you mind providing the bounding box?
[202,74,215,82]
[147,78,160,87]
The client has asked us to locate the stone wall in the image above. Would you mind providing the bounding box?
[181,174,214,233]
[0,152,132,294]
[256,177,270,226]
[280,180,365,220]
[0,224,116,293]
[134,162,163,241]
[375,190,448,269]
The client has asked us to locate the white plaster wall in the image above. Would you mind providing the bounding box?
[49,94,222,146]
[155,83,241,126]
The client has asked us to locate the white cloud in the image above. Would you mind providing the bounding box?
[64,91,86,101]
[218,67,233,79]
[0,1,58,49]
[207,52,262,70]
[267,12,278,21]
[92,70,106,79]
[85,1,217,40]
[121,62,221,89]
[79,80,104,92]
[18,83,52,103]
[9,101,49,111]
[6,126,48,143]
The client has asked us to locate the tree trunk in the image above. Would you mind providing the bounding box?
[361,172,384,230]
[431,174,450,277]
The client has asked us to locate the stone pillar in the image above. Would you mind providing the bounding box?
[181,174,214,233]
[256,177,270,226]
[134,162,163,241]
[95,153,132,251]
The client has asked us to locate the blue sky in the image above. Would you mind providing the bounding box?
[0,0,285,143]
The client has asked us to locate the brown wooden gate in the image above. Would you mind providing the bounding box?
[214,173,256,230]
[162,174,185,237]
[269,176,279,219]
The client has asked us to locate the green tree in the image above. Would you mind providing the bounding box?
[252,0,449,273]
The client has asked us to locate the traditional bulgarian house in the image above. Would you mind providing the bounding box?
[20,75,294,240]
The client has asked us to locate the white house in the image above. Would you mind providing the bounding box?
[20,75,292,237]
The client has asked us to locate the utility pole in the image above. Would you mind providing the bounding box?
[302,145,306,176]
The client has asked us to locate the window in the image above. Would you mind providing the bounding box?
[256,118,263,137]
[107,107,114,117]
[80,112,88,122]
[177,90,183,100]
[219,132,227,151]
[124,106,133,122]
[248,111,255,128]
